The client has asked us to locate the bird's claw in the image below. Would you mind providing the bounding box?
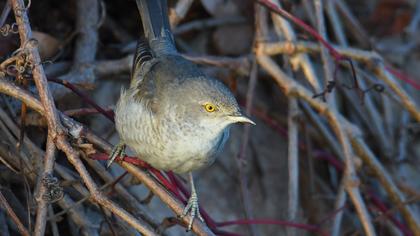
[180,191,204,231]
[106,143,126,168]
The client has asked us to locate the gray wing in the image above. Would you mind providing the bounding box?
[131,54,204,115]
[131,61,160,114]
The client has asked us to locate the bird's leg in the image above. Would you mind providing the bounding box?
[181,172,204,231]
[106,142,126,168]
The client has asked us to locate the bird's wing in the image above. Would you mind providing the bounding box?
[129,0,178,114]
[131,65,160,114]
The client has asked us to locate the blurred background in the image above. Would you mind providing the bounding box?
[0,0,420,235]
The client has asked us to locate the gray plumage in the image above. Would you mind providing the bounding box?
[116,55,242,173]
[110,0,254,231]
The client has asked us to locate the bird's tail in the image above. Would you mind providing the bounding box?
[135,0,177,56]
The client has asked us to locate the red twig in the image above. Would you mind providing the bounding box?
[46,77,115,122]
[256,0,420,90]
[368,190,413,236]
[64,107,113,117]
[317,205,347,226]
[385,66,420,90]
[166,172,218,229]
[249,106,412,235]
[0,190,30,236]
[59,72,411,235]
[256,0,343,61]
[217,219,329,236]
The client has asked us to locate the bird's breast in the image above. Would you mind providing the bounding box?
[115,93,228,173]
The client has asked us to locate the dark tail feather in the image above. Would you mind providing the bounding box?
[135,0,176,55]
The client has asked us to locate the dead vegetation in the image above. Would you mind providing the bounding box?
[0,0,419,235]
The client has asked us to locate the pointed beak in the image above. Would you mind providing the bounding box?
[228,113,256,125]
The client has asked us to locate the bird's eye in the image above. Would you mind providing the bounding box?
[204,103,216,112]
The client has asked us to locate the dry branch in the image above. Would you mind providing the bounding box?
[0,190,30,236]
[0,77,215,235]
[1,1,420,235]
[10,0,158,235]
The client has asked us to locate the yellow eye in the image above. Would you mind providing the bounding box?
[204,103,216,112]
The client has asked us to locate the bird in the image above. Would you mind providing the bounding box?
[107,0,255,231]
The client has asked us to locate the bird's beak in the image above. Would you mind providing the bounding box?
[228,113,256,125]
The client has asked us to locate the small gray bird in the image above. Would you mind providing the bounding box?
[108,0,254,230]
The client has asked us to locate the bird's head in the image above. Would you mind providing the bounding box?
[165,76,255,134]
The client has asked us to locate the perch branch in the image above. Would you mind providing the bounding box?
[0,78,215,236]
[10,0,157,234]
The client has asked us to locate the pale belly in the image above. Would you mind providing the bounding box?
[115,92,228,173]
[126,128,228,173]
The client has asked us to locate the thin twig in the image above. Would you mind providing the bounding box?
[331,180,347,236]
[169,0,194,27]
[270,0,321,92]
[351,139,420,235]
[173,16,246,34]
[11,1,63,235]
[122,163,216,236]
[0,0,11,27]
[34,134,57,236]
[333,0,371,48]
[0,112,100,235]
[323,1,391,157]
[48,205,60,236]
[0,78,214,235]
[286,98,299,236]
[0,208,11,236]
[0,190,30,236]
[10,0,157,234]
[232,4,265,236]
[314,0,337,107]
[53,0,99,99]
[257,55,376,236]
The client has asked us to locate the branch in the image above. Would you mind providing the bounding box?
[0,78,215,236]
[11,1,64,234]
[287,98,299,236]
[122,164,216,236]
[53,0,99,99]
[33,135,57,236]
[257,55,376,236]
[314,0,337,107]
[0,190,30,236]
[270,0,321,92]
[10,0,157,235]
[169,0,194,27]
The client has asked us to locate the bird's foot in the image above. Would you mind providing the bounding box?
[106,142,126,168]
[180,191,204,231]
